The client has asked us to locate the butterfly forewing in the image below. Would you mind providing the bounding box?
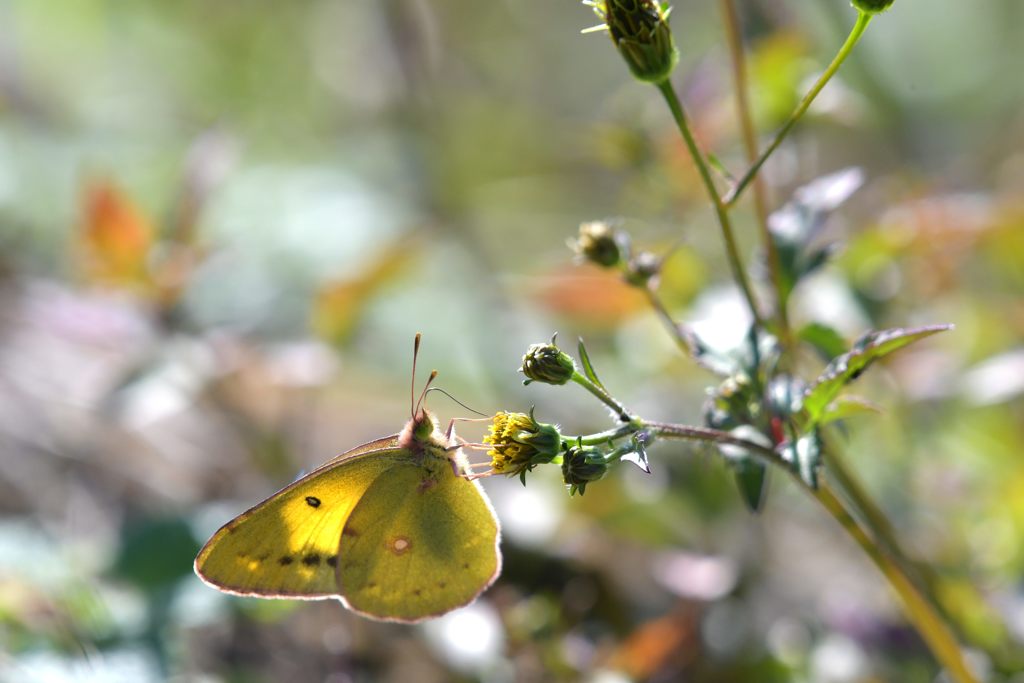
[194,440,407,598]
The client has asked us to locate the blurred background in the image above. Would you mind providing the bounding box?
[0,0,1022,681]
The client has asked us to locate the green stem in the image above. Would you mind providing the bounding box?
[655,80,764,328]
[642,286,695,359]
[637,420,977,681]
[724,10,873,207]
[643,421,789,468]
[821,432,916,572]
[570,424,637,447]
[814,485,979,683]
[571,371,632,423]
[718,0,789,337]
[823,432,1015,662]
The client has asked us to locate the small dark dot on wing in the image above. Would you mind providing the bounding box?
[279,556,294,566]
[302,554,321,566]
[305,496,321,508]
[326,555,338,567]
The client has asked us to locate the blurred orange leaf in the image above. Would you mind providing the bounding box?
[79,178,155,289]
[535,265,649,329]
[606,604,698,679]
[310,238,419,347]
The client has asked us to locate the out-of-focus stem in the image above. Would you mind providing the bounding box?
[642,286,695,358]
[814,485,979,683]
[640,422,978,681]
[655,80,764,328]
[724,11,872,207]
[718,0,791,340]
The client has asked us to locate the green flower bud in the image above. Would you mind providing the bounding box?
[562,443,610,496]
[851,0,894,14]
[766,375,807,419]
[572,221,624,268]
[521,338,577,385]
[485,410,563,482]
[588,0,679,84]
[624,251,660,287]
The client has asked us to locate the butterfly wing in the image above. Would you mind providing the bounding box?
[194,436,406,599]
[337,460,501,622]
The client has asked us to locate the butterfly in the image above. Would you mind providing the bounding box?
[193,335,502,622]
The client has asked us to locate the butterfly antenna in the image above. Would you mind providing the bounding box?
[415,370,438,418]
[425,387,489,417]
[411,333,422,420]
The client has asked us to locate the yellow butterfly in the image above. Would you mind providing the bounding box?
[194,336,502,622]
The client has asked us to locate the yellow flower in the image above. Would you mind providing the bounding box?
[485,411,562,482]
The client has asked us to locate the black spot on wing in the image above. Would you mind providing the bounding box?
[302,554,321,566]
[326,555,337,567]
[278,556,294,566]
[305,496,321,508]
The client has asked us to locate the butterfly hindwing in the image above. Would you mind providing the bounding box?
[337,460,501,622]
[194,438,406,598]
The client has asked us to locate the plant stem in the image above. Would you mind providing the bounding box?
[724,10,873,207]
[643,421,789,468]
[655,80,764,329]
[814,484,979,683]
[642,286,695,358]
[639,420,977,681]
[718,0,789,337]
[571,371,632,423]
[823,432,1016,661]
[571,424,637,447]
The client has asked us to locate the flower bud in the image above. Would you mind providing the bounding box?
[521,338,577,386]
[485,411,563,482]
[624,251,660,287]
[851,0,894,13]
[589,0,679,84]
[572,221,623,268]
[562,443,610,495]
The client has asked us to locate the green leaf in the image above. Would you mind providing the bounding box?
[803,324,953,424]
[706,151,735,184]
[733,459,768,513]
[577,338,606,391]
[818,395,882,425]
[779,430,823,489]
[798,322,848,361]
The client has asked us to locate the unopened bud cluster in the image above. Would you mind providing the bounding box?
[571,221,661,288]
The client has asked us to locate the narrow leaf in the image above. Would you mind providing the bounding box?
[577,338,607,391]
[798,322,848,361]
[803,324,953,424]
[733,459,768,513]
[818,395,882,425]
